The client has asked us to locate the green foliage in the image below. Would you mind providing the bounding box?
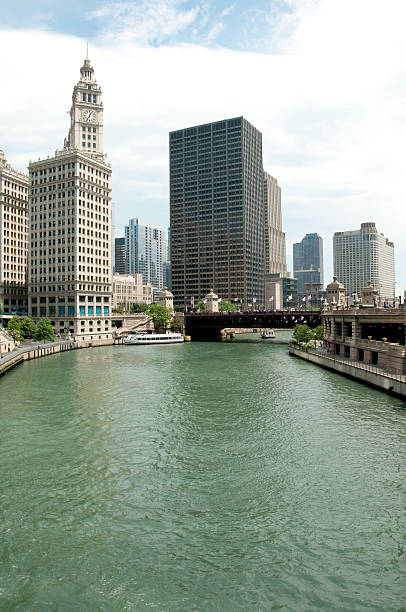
[20,317,37,339]
[34,318,56,342]
[194,300,205,312]
[142,304,173,331]
[313,325,324,341]
[292,324,313,344]
[218,300,238,312]
[170,319,183,333]
[112,306,124,313]
[292,323,324,345]
[131,303,149,313]
[302,342,315,350]
[7,315,23,341]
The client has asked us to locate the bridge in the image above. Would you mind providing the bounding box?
[184,311,321,341]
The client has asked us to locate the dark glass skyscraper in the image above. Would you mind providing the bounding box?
[114,237,125,274]
[170,117,265,309]
[293,233,324,296]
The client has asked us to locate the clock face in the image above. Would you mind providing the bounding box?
[83,109,96,123]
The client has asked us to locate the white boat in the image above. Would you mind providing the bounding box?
[261,329,276,340]
[125,332,184,345]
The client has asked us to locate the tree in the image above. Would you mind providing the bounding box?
[7,315,23,341]
[142,304,172,331]
[112,306,124,313]
[34,318,56,342]
[170,319,183,333]
[313,325,324,341]
[291,324,313,344]
[194,300,205,312]
[20,317,37,339]
[131,303,149,314]
[218,300,238,312]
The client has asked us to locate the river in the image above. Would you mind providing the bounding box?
[1,334,406,610]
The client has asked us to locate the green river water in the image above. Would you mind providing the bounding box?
[1,334,406,611]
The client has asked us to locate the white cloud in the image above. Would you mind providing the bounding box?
[88,0,201,45]
[1,0,406,289]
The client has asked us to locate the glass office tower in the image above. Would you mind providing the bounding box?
[293,233,324,296]
[170,116,265,309]
[125,218,165,297]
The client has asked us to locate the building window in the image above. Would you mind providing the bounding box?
[58,306,65,316]
[88,306,94,315]
[104,306,109,315]
[96,306,101,315]
[68,306,75,316]
[79,305,85,316]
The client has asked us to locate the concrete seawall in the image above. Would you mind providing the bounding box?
[0,338,114,378]
[289,345,406,399]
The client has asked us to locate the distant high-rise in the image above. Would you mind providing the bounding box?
[170,116,265,309]
[264,173,286,276]
[333,222,395,301]
[125,218,165,296]
[0,150,29,315]
[293,233,324,296]
[114,237,125,274]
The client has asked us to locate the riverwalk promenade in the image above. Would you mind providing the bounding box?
[0,337,114,377]
[290,344,406,399]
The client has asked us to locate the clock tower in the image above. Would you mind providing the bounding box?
[66,56,104,161]
[29,53,113,342]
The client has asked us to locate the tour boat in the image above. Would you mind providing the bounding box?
[125,332,184,345]
[261,329,276,340]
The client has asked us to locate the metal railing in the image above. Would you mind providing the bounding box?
[293,345,406,383]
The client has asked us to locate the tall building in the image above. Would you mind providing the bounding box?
[165,228,171,290]
[114,237,125,273]
[264,172,286,276]
[28,55,113,340]
[125,218,165,297]
[0,150,29,315]
[293,233,324,297]
[170,116,265,309]
[333,222,395,302]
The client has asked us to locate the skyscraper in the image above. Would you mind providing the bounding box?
[293,233,324,297]
[28,55,112,340]
[114,237,125,274]
[0,150,29,315]
[170,116,265,309]
[264,172,286,276]
[125,218,165,297]
[333,222,395,301]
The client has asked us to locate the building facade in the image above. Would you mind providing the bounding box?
[112,273,152,310]
[322,308,406,374]
[170,116,265,309]
[333,222,395,302]
[264,172,286,276]
[114,237,125,274]
[0,150,29,315]
[293,233,324,298]
[125,218,165,298]
[28,56,113,340]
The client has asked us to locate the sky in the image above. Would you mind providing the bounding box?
[1,0,405,291]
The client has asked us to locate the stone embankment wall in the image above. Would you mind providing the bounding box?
[289,345,406,399]
[0,338,114,377]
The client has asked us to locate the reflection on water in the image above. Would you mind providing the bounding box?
[1,341,406,611]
